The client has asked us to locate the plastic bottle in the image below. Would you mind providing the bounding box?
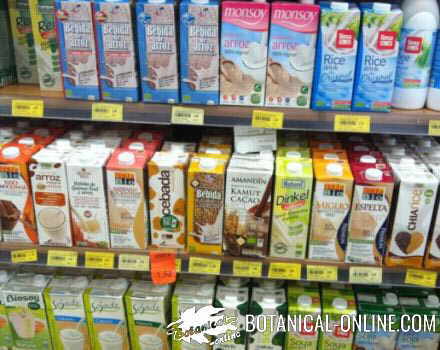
[392,0,439,109]
[428,17,440,110]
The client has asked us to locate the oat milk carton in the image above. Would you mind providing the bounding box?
[44,275,91,350]
[0,271,13,350]
[125,281,171,350]
[220,1,270,106]
[148,152,189,249]
[3,273,52,350]
[8,0,38,84]
[308,160,353,262]
[180,0,219,105]
[29,0,63,91]
[224,153,274,257]
[84,278,130,350]
[136,0,179,104]
[266,2,319,108]
[55,0,100,100]
[93,0,139,102]
[270,158,313,259]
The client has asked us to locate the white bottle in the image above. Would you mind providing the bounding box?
[392,0,439,109]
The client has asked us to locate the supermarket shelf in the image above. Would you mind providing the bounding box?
[0,85,439,135]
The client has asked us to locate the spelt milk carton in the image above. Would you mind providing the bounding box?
[180,0,219,105]
[125,281,171,350]
[55,0,100,100]
[270,158,313,259]
[0,271,13,350]
[311,2,360,111]
[136,0,179,104]
[266,2,319,108]
[44,275,91,350]
[93,0,139,102]
[220,1,270,106]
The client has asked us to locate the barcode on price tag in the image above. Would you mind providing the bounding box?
[11,249,38,263]
[334,115,370,133]
[307,265,338,282]
[118,254,149,271]
[405,269,437,288]
[85,252,114,269]
[349,267,382,284]
[47,250,77,267]
[171,106,204,125]
[252,110,284,129]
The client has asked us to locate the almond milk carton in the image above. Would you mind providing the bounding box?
[220,1,270,106]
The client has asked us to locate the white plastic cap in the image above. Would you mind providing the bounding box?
[33,274,47,287]
[360,155,376,164]
[297,295,312,307]
[365,168,383,181]
[426,295,440,308]
[373,2,391,12]
[34,128,50,137]
[326,163,343,177]
[286,151,302,159]
[200,157,217,170]
[0,271,8,283]
[18,137,35,146]
[323,153,340,161]
[128,142,145,152]
[287,162,303,174]
[332,297,348,310]
[2,146,20,159]
[384,293,398,306]
[118,152,135,166]
[205,148,221,155]
[0,128,13,137]
[170,144,185,153]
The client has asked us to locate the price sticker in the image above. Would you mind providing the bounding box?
[118,254,149,271]
[405,269,437,288]
[233,260,262,278]
[11,249,38,263]
[175,258,182,273]
[85,251,115,269]
[150,252,177,285]
[349,267,382,284]
[12,100,44,118]
[171,106,204,125]
[429,120,440,136]
[268,263,301,280]
[307,265,338,282]
[47,250,77,267]
[91,103,123,121]
[189,257,221,275]
[334,115,371,133]
[252,110,284,129]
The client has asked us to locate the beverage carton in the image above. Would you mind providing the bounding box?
[148,152,189,249]
[136,0,179,104]
[8,0,38,84]
[84,278,130,350]
[0,270,13,350]
[93,0,139,102]
[270,158,313,259]
[125,281,171,350]
[55,0,100,100]
[266,2,319,108]
[180,0,219,105]
[0,2,17,88]
[220,1,270,106]
[308,160,353,261]
[311,2,360,111]
[106,149,151,249]
[234,127,277,154]
[29,0,63,91]
[44,275,91,350]
[224,153,274,257]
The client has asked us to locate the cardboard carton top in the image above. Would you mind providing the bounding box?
[87,278,129,297]
[313,159,353,181]
[276,157,313,178]
[107,148,153,170]
[189,153,228,174]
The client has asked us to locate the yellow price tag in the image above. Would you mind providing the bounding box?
[252,110,284,129]
[175,258,182,273]
[12,100,44,118]
[405,269,437,288]
[118,254,149,271]
[334,114,371,133]
[92,103,123,121]
[307,265,338,282]
[171,106,204,125]
[11,249,38,263]
[429,120,440,136]
[233,260,262,278]
[188,257,221,275]
[85,251,115,269]
[268,263,301,280]
[349,267,382,284]
[47,250,78,267]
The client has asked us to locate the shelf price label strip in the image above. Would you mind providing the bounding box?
[307,265,338,282]
[11,100,44,118]
[188,257,221,275]
[268,262,301,280]
[233,260,262,278]
[252,110,284,129]
[349,266,382,284]
[91,103,123,121]
[429,120,440,136]
[334,114,371,133]
[118,254,149,271]
[11,249,38,264]
[47,250,78,267]
[171,106,204,125]
[85,251,115,269]
[405,269,437,288]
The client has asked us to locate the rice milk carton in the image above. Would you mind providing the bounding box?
[55,0,100,100]
[136,0,179,104]
[3,273,52,349]
[220,1,270,106]
[29,0,63,91]
[8,0,38,84]
[44,275,91,350]
[270,158,313,259]
[266,2,319,108]
[0,271,13,350]
[125,281,171,350]
[84,278,130,350]
[352,3,402,112]
[311,2,360,111]
[93,0,139,102]
[180,0,219,105]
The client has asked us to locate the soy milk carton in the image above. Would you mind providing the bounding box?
[266,2,319,108]
[136,0,179,104]
[220,1,270,106]
[180,0,219,105]
[0,271,13,350]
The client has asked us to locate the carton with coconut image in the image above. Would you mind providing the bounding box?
[136,0,179,104]
[311,1,360,111]
[220,1,270,106]
[0,270,13,349]
[265,2,319,108]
